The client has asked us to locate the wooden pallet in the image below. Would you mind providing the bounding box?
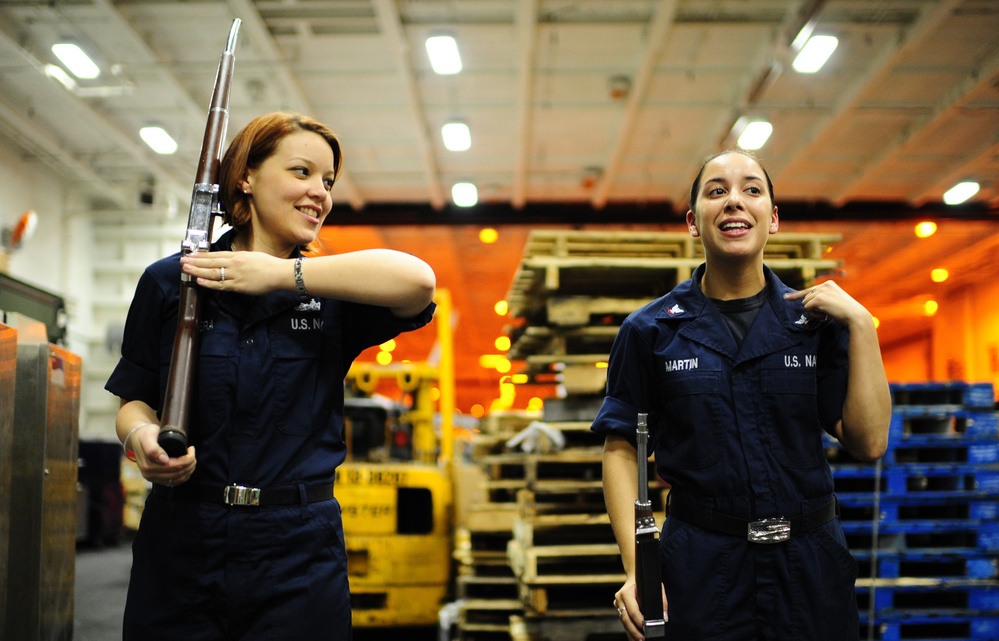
[509,613,624,641]
[505,230,842,319]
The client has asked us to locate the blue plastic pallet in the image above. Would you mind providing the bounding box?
[891,381,996,410]
[857,581,999,613]
[891,409,999,442]
[852,550,998,581]
[838,495,999,522]
[823,434,999,467]
[833,463,999,497]
[862,614,999,641]
[842,520,999,552]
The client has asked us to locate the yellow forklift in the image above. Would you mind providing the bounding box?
[337,290,456,628]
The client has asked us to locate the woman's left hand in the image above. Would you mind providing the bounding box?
[784,280,870,326]
[181,251,286,296]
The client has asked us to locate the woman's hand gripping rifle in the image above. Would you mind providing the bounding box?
[635,413,666,638]
[157,19,241,458]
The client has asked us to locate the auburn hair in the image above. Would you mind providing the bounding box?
[219,112,343,230]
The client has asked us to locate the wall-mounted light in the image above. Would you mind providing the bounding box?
[930,268,949,283]
[942,181,980,205]
[51,42,100,79]
[442,121,471,151]
[731,117,773,151]
[792,35,839,73]
[914,221,937,238]
[139,126,178,155]
[451,181,478,207]
[426,35,462,75]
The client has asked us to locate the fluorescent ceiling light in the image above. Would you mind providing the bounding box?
[44,64,77,91]
[792,35,838,73]
[451,182,478,207]
[442,121,471,151]
[51,43,100,79]
[426,35,462,75]
[737,120,773,151]
[140,126,178,155]
[942,181,979,205]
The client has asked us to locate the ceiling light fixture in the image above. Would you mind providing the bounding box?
[942,181,980,205]
[735,119,773,151]
[51,42,100,79]
[44,64,77,91]
[792,35,839,73]
[442,121,471,151]
[426,35,462,75]
[451,182,478,207]
[139,126,178,155]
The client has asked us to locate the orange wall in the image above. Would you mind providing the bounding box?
[881,277,999,403]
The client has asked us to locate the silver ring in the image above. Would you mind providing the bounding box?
[617,607,625,617]
[220,267,226,282]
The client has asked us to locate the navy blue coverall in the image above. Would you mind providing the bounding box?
[592,264,859,641]
[106,231,435,641]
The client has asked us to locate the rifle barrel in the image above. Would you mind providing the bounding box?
[157,19,240,458]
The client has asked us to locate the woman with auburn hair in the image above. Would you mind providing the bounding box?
[107,111,436,640]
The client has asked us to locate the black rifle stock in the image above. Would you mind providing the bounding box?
[635,413,666,637]
[157,19,241,458]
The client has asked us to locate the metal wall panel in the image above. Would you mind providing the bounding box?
[4,341,81,641]
[0,322,16,637]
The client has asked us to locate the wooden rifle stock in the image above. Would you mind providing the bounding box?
[157,19,241,458]
[635,413,666,637]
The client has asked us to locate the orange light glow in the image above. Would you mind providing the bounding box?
[914,221,937,238]
[375,350,393,365]
[380,339,396,352]
[924,300,939,316]
[931,268,949,283]
[527,397,544,412]
[494,300,509,316]
[479,228,499,244]
[470,404,485,418]
[873,317,880,329]
[494,336,511,351]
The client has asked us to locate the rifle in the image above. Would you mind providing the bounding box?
[157,19,241,458]
[634,413,666,637]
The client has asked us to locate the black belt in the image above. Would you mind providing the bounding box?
[667,493,838,544]
[152,482,333,507]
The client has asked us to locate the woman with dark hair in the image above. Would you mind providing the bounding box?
[595,150,890,640]
[107,111,436,640]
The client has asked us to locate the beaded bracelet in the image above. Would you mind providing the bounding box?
[294,256,309,300]
[123,422,155,462]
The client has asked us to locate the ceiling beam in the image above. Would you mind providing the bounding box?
[511,0,538,210]
[670,0,825,208]
[590,0,678,210]
[322,198,995,227]
[0,95,131,208]
[769,0,962,185]
[372,0,447,210]
[832,45,999,206]
[226,0,365,210]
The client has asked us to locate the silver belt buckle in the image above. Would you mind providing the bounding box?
[748,517,791,543]
[224,484,261,507]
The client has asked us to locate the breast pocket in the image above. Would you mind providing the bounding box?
[270,328,333,436]
[193,330,237,437]
[661,370,724,469]
[762,368,824,468]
